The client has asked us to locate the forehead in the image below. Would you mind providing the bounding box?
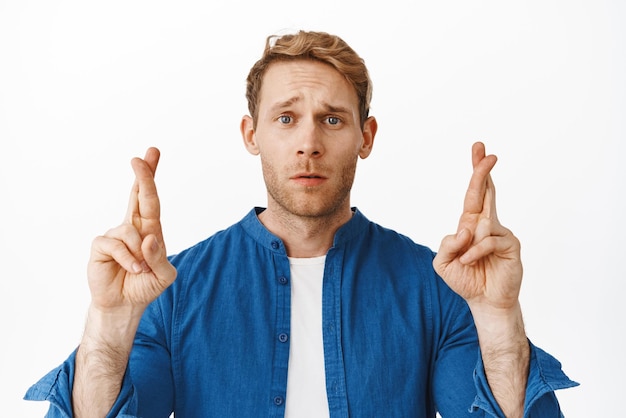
[259,60,359,110]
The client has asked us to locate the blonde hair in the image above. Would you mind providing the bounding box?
[245,30,372,128]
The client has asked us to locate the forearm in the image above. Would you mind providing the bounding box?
[470,301,530,418]
[73,304,144,418]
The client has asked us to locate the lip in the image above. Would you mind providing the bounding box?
[291,171,327,179]
[290,172,327,187]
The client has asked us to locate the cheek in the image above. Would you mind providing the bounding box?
[259,153,273,171]
[259,154,281,181]
[256,136,288,158]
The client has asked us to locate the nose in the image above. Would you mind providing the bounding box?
[296,119,324,158]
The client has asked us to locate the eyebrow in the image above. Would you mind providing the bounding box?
[323,103,352,115]
[268,97,352,115]
[268,97,300,113]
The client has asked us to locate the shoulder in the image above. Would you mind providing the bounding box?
[351,210,436,265]
[167,220,245,273]
[351,210,464,302]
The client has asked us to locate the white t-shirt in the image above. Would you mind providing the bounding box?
[284,256,329,418]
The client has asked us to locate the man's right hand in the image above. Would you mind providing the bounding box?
[73,148,176,418]
[88,147,177,314]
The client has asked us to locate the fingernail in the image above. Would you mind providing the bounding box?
[151,238,159,252]
[132,262,142,273]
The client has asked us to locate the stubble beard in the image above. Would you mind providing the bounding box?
[261,157,357,222]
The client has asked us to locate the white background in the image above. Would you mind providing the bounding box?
[1,0,624,416]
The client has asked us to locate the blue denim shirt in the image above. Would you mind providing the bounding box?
[25,208,577,417]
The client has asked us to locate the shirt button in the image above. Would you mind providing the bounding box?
[273,396,284,406]
[271,241,280,250]
[278,333,289,343]
[278,276,288,285]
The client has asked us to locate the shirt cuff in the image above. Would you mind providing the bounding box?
[23,349,139,418]
[470,340,579,417]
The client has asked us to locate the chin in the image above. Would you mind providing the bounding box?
[287,200,348,219]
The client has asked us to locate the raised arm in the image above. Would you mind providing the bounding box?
[73,148,177,417]
[433,142,529,418]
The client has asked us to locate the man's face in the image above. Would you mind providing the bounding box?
[242,60,376,220]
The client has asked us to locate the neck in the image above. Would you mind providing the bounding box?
[258,204,353,258]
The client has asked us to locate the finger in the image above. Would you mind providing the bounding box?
[143,147,160,176]
[103,222,145,259]
[142,234,177,286]
[484,172,498,221]
[469,217,504,244]
[91,234,145,274]
[462,145,497,219]
[472,142,497,220]
[124,148,162,235]
[433,228,473,272]
[472,141,486,168]
[459,224,519,265]
[130,156,161,221]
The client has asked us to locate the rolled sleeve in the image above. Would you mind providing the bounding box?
[471,341,579,417]
[24,349,139,418]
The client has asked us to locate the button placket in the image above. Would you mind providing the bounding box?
[268,252,290,416]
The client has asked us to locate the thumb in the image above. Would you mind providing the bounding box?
[451,228,473,254]
[434,228,472,271]
[142,234,177,287]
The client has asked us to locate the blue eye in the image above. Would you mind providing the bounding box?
[327,116,340,125]
[279,115,292,124]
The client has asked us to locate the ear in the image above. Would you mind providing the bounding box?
[241,115,259,155]
[359,116,377,159]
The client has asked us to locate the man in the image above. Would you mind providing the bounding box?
[26,30,577,417]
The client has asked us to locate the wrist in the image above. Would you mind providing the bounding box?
[74,304,140,418]
[468,300,528,351]
[470,301,529,418]
[81,303,144,349]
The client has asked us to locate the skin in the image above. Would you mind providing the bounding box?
[73,59,528,417]
[240,60,376,257]
[433,143,529,417]
[73,148,177,417]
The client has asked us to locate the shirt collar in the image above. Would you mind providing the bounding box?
[238,207,370,255]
